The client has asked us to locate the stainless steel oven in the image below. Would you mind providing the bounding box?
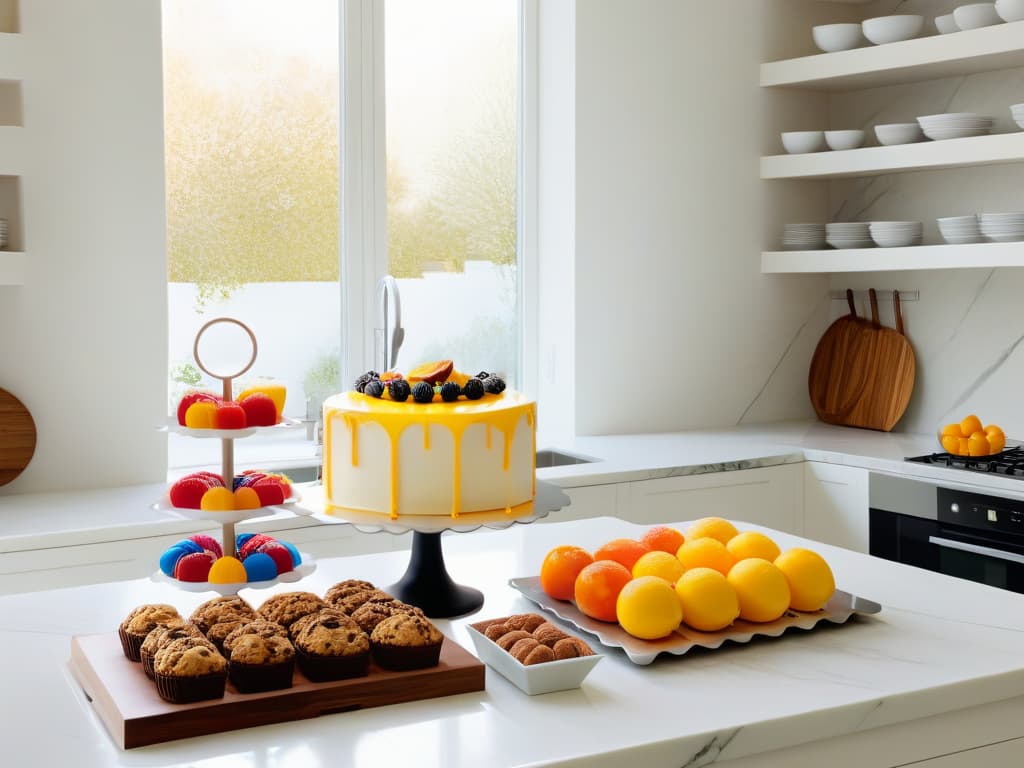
[869,472,1024,594]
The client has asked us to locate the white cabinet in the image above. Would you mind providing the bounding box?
[908,737,1024,767]
[541,482,620,524]
[803,461,868,552]
[623,464,802,534]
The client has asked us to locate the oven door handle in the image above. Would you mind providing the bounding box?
[928,535,1024,565]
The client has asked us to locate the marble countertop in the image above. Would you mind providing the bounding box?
[9,516,1024,767]
[5,420,1024,553]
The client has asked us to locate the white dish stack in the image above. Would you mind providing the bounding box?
[1011,103,1024,130]
[0,217,8,250]
[869,221,923,248]
[826,222,874,249]
[783,223,826,251]
[917,113,994,140]
[937,215,983,244]
[979,212,1024,242]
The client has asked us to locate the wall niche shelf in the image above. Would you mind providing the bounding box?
[763,242,1024,274]
[762,132,1024,180]
[762,22,1024,91]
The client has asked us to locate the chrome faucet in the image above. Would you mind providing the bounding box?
[374,275,404,373]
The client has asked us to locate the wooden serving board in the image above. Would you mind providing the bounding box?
[0,387,35,485]
[69,632,485,749]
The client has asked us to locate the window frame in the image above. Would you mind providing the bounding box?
[339,0,538,394]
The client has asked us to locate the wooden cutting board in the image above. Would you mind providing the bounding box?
[808,289,878,424]
[69,632,485,749]
[0,388,35,485]
[841,289,916,432]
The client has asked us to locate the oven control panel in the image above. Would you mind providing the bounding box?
[938,487,1024,536]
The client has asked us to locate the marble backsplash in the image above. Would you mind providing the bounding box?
[828,0,1024,439]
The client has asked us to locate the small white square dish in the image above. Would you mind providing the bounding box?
[467,618,603,695]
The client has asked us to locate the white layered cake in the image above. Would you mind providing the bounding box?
[322,373,536,519]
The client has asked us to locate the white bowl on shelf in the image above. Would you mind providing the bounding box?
[869,221,924,248]
[825,130,865,150]
[954,2,1003,29]
[996,0,1024,22]
[980,212,1024,241]
[954,3,1003,29]
[917,112,994,140]
[874,122,925,145]
[812,23,864,53]
[1011,103,1024,129]
[935,14,960,33]
[937,215,983,244]
[781,131,826,154]
[862,15,924,44]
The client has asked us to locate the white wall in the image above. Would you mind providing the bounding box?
[570,0,834,435]
[0,0,167,494]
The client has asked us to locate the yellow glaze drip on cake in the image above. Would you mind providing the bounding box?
[323,390,536,519]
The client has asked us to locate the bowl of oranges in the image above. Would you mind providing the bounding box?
[938,414,1006,457]
[516,518,879,664]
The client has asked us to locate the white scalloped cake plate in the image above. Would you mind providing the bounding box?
[509,576,882,666]
[153,490,306,524]
[151,552,317,596]
[294,481,569,535]
[160,417,302,439]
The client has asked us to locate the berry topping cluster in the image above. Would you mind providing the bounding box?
[352,362,506,404]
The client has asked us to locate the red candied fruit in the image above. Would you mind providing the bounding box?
[239,534,277,560]
[239,393,277,427]
[253,482,287,506]
[212,402,248,430]
[169,477,211,509]
[176,392,219,426]
[174,552,214,582]
[257,543,294,574]
[188,534,223,558]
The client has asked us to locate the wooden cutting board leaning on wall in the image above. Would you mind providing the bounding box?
[809,290,916,432]
[0,388,36,485]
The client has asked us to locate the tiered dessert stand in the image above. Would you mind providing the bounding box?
[298,479,569,618]
[154,317,315,594]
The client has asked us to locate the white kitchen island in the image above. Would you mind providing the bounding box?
[3,516,1024,767]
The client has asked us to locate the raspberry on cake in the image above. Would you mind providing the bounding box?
[322,364,536,519]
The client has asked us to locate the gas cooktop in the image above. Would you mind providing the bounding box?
[905,445,1024,476]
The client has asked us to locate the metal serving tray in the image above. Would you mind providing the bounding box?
[509,576,882,666]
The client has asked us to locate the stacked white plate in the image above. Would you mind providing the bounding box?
[1010,103,1024,130]
[979,212,1024,242]
[783,223,826,251]
[826,222,874,249]
[869,221,923,248]
[917,113,994,141]
[937,215,982,244]
[0,217,7,249]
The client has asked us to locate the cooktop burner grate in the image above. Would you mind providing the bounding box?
[905,445,1024,476]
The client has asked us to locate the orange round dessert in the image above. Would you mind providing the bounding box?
[676,537,736,576]
[539,545,594,601]
[573,560,632,623]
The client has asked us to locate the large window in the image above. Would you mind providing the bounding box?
[162,0,527,474]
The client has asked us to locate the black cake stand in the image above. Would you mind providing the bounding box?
[302,479,570,618]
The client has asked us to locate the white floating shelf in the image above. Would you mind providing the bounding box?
[0,32,23,80]
[0,251,26,284]
[762,242,1024,274]
[762,132,1024,180]
[762,22,1024,91]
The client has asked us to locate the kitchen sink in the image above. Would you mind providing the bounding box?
[536,449,599,468]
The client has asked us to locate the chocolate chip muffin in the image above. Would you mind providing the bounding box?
[188,596,257,634]
[292,610,371,681]
[118,604,182,661]
[288,607,354,641]
[330,588,395,615]
[222,619,289,655]
[152,636,227,703]
[140,621,204,679]
[257,591,327,631]
[370,613,443,671]
[228,634,296,693]
[205,619,246,654]
[349,599,425,634]
[323,579,377,607]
